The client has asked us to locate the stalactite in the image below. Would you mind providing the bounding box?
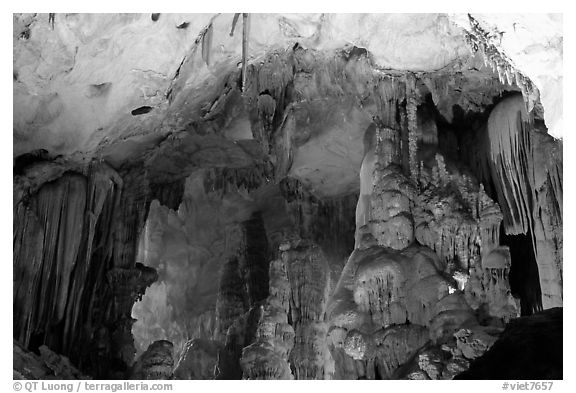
[203,165,271,197]
[229,13,241,37]
[201,23,213,66]
[13,160,157,378]
[113,166,151,269]
[373,76,405,129]
[149,179,186,211]
[12,14,563,381]
[253,50,293,103]
[14,170,94,351]
[242,48,295,172]
[241,13,249,92]
[280,177,357,266]
[484,94,562,309]
[462,15,539,114]
[406,73,419,182]
[61,163,123,368]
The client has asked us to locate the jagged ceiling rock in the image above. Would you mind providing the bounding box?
[450,13,563,138]
[14,13,561,158]
[13,13,562,201]
[315,14,468,71]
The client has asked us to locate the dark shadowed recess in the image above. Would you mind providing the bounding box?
[456,308,562,380]
[501,228,542,316]
[432,93,544,316]
[13,149,53,175]
[243,211,271,305]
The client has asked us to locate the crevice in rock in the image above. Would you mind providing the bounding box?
[131,106,154,116]
[501,228,542,316]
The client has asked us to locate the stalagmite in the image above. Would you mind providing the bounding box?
[214,257,249,343]
[283,239,332,380]
[12,13,562,381]
[131,340,174,380]
[240,258,295,379]
[355,124,416,251]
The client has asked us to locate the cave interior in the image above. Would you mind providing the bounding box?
[12,13,563,380]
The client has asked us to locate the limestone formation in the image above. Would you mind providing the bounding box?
[173,339,221,380]
[240,259,294,379]
[283,239,332,380]
[131,340,174,380]
[12,13,562,381]
[13,341,90,380]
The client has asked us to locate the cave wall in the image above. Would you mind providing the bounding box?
[12,16,562,379]
[127,73,542,381]
[13,88,562,381]
[131,167,359,369]
[132,170,256,358]
[13,162,157,378]
[485,96,562,309]
[460,95,563,310]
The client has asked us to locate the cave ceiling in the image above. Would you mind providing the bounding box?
[13,13,563,198]
[12,12,564,381]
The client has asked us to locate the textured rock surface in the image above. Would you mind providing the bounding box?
[485,96,562,309]
[456,308,562,379]
[11,14,461,157]
[13,13,562,162]
[13,13,562,380]
[395,324,502,380]
[283,239,333,379]
[173,339,221,380]
[240,258,294,379]
[451,14,563,138]
[131,340,174,380]
[459,93,562,312]
[14,341,90,380]
[13,162,157,378]
[131,170,256,358]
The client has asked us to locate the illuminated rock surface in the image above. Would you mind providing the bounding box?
[13,13,562,380]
